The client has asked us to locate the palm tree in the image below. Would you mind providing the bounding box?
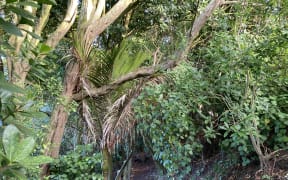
[79,37,151,179]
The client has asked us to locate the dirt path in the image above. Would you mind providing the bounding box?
[130,154,162,180]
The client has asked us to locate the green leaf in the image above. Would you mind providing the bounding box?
[36,0,57,5]
[0,18,23,37]
[18,1,40,8]
[7,6,36,20]
[5,120,34,136]
[1,41,15,50]
[5,168,26,180]
[18,111,48,119]
[6,0,18,3]
[14,137,35,162]
[0,149,9,163]
[39,43,52,54]
[0,75,24,94]
[21,28,42,40]
[112,39,150,79]
[19,17,35,26]
[20,156,53,168]
[3,125,21,161]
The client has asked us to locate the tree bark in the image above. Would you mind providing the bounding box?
[45,0,78,49]
[30,4,53,46]
[83,0,135,47]
[179,0,223,60]
[8,5,35,87]
[102,146,113,180]
[41,60,80,177]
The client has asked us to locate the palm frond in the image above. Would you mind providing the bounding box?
[82,99,97,140]
[101,71,171,152]
[86,49,114,87]
[101,82,143,152]
[111,38,151,80]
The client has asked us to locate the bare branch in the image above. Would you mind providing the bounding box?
[31,4,52,46]
[45,0,78,49]
[179,0,223,60]
[73,60,176,100]
[83,0,135,46]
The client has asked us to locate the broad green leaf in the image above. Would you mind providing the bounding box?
[3,125,20,160]
[20,156,53,168]
[36,0,57,5]
[13,137,35,162]
[7,6,36,20]
[0,18,23,37]
[39,43,52,54]
[0,79,24,94]
[18,1,40,8]
[5,119,34,136]
[112,40,150,79]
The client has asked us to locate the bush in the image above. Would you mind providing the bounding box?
[133,63,218,177]
[49,144,103,180]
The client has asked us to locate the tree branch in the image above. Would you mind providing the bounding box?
[73,60,176,100]
[45,0,78,49]
[31,4,52,46]
[83,0,135,46]
[179,0,223,60]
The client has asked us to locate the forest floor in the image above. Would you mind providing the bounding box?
[130,151,288,180]
[130,153,163,180]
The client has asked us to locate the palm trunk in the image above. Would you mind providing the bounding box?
[102,147,113,180]
[41,60,80,177]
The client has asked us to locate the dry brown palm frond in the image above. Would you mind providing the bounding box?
[101,73,170,152]
[101,81,144,152]
[82,99,97,140]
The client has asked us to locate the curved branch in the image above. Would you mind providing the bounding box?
[83,0,135,46]
[73,60,176,100]
[31,4,52,46]
[45,0,78,49]
[179,0,223,59]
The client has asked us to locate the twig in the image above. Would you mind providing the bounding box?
[115,151,133,180]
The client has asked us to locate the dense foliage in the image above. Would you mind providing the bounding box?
[49,144,103,180]
[133,20,288,177]
[134,63,215,177]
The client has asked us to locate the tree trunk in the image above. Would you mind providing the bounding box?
[41,60,80,177]
[102,146,113,180]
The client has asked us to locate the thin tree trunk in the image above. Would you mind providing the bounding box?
[103,146,113,180]
[41,60,80,177]
[45,0,78,49]
[179,0,223,60]
[8,5,35,87]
